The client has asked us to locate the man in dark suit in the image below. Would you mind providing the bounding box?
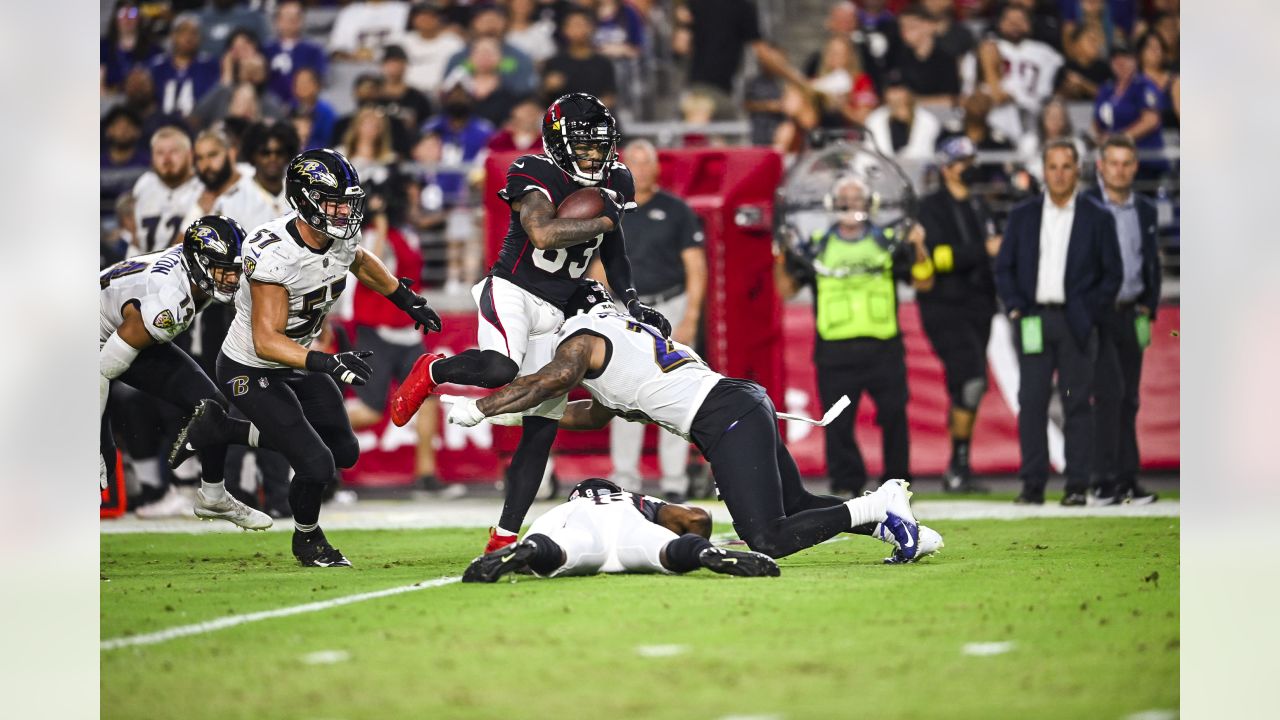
[995,139,1123,505]
[1088,135,1162,505]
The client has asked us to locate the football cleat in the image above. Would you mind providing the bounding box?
[292,528,351,568]
[462,538,539,583]
[168,399,227,469]
[484,527,518,554]
[875,523,945,564]
[877,479,920,561]
[194,488,272,530]
[697,546,781,577]
[389,352,444,427]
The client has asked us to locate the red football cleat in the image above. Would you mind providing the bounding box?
[484,527,518,554]
[390,352,444,427]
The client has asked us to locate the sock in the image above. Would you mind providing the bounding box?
[200,480,226,501]
[844,491,888,528]
[294,521,317,533]
[951,438,971,469]
[664,533,714,573]
[247,423,260,448]
[498,416,558,531]
[289,481,325,527]
[494,526,518,538]
[523,533,565,575]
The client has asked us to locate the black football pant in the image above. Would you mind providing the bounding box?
[690,379,851,559]
[816,339,910,496]
[101,343,227,490]
[1092,305,1145,489]
[216,352,360,527]
[1015,307,1097,497]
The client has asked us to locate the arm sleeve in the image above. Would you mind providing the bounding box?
[100,332,141,418]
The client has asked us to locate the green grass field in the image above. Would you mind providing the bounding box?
[101,518,1179,720]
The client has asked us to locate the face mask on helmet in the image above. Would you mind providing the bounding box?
[302,191,366,242]
[287,152,367,243]
[544,95,620,187]
[564,134,615,185]
[182,217,245,304]
[199,256,242,303]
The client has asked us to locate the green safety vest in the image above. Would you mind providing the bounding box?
[812,228,899,341]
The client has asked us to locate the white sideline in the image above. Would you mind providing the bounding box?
[100,576,460,651]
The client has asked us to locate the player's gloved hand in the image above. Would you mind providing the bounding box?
[387,278,442,333]
[306,350,374,386]
[100,455,108,491]
[623,289,672,337]
[445,397,487,427]
[599,187,625,230]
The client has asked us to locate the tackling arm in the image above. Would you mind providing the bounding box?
[515,192,614,251]
[474,335,598,417]
[352,247,441,332]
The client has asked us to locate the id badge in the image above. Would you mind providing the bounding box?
[1135,314,1152,349]
[1020,316,1043,355]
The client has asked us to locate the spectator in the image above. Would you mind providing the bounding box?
[148,14,220,117]
[380,44,434,154]
[1092,40,1165,180]
[1061,0,1129,55]
[505,0,558,64]
[334,73,414,156]
[1009,0,1065,51]
[338,106,408,226]
[1053,25,1112,100]
[810,35,879,127]
[864,73,941,161]
[190,31,288,129]
[593,0,645,60]
[962,3,1063,139]
[679,89,721,147]
[891,5,960,105]
[603,140,707,501]
[237,120,299,212]
[542,9,618,108]
[854,0,902,86]
[744,48,788,146]
[196,0,272,56]
[330,0,411,62]
[397,2,466,94]
[673,0,809,119]
[102,0,161,93]
[444,37,523,127]
[1088,134,1161,506]
[804,2,884,93]
[994,139,1122,506]
[406,132,450,283]
[1135,31,1178,129]
[1150,11,1179,70]
[774,176,925,496]
[772,83,822,157]
[947,91,1017,186]
[922,0,976,60]
[128,126,201,257]
[101,108,150,219]
[485,95,545,153]
[289,67,338,149]
[913,136,1001,494]
[444,5,538,96]
[117,66,185,139]
[1018,97,1088,183]
[263,0,328,103]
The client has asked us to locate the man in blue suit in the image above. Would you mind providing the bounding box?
[1088,135,1162,505]
[995,139,1123,505]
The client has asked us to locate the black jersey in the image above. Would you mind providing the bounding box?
[491,153,635,308]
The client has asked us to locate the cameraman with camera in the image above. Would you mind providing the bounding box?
[775,175,926,497]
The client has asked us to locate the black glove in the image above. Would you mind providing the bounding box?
[599,188,625,229]
[624,289,672,337]
[306,350,374,386]
[387,278,442,333]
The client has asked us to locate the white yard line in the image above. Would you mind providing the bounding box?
[100,576,460,651]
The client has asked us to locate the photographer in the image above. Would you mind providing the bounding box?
[775,176,925,496]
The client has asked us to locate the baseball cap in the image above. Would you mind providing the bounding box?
[936,135,976,166]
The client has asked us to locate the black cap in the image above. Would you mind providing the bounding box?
[382,44,408,62]
[884,68,909,89]
[1110,38,1135,57]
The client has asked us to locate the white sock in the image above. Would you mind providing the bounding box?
[494,526,517,538]
[295,522,318,533]
[200,480,226,501]
[248,424,261,448]
[844,491,888,528]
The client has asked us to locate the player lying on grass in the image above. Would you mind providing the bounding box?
[463,478,780,582]
[436,281,939,563]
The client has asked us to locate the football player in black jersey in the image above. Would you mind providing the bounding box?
[388,93,670,554]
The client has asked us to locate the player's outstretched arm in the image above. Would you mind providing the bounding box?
[516,192,614,250]
[476,336,596,416]
[352,248,441,332]
[558,398,618,430]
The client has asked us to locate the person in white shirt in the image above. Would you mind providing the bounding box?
[994,139,1122,507]
[396,2,465,94]
[329,0,410,63]
[863,74,942,162]
[130,127,202,257]
[960,4,1063,140]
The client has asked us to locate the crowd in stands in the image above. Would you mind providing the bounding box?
[101,0,1181,290]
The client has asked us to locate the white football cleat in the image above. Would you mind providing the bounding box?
[874,522,944,564]
[876,479,921,561]
[135,485,195,519]
[194,489,273,530]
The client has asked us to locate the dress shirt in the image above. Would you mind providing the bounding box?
[1036,192,1076,303]
[1101,190,1144,302]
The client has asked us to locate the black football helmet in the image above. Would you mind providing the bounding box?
[542,93,621,186]
[285,148,366,242]
[568,478,623,501]
[564,280,615,317]
[181,215,247,304]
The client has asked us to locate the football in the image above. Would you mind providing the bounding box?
[556,187,606,219]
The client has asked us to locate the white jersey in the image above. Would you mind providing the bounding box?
[556,310,723,440]
[99,245,201,346]
[181,175,288,237]
[130,171,202,257]
[960,37,1062,114]
[222,213,358,369]
[525,493,675,577]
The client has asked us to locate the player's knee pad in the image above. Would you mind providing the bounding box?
[476,350,520,387]
[958,377,987,412]
[293,446,335,485]
[329,435,360,469]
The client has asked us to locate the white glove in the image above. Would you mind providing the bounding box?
[100,455,108,491]
[446,397,487,427]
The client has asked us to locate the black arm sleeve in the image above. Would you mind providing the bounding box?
[600,225,636,295]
